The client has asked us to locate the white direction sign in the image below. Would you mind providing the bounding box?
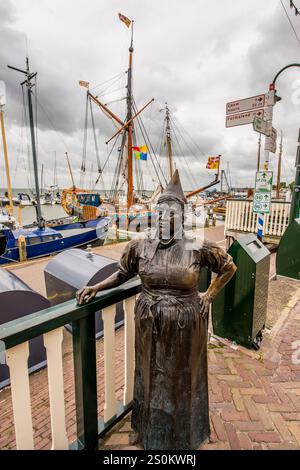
[270,127,277,141]
[226,109,264,128]
[253,171,273,214]
[265,137,277,154]
[226,94,266,115]
[255,171,273,192]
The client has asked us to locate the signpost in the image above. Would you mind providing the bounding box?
[226,109,264,128]
[253,171,273,214]
[226,94,266,115]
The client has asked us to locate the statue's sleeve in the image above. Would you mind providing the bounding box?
[198,240,234,275]
[118,239,140,279]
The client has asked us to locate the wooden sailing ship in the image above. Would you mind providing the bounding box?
[64,15,223,227]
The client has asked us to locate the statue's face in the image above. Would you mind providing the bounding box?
[157,200,183,240]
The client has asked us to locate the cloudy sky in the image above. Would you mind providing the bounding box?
[0,0,300,192]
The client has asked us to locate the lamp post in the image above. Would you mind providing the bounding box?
[257,64,300,239]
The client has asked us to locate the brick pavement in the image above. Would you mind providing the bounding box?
[99,287,300,451]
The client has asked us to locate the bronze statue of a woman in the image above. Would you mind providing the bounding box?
[77,170,236,450]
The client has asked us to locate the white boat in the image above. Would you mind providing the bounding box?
[0,209,16,229]
[12,192,32,206]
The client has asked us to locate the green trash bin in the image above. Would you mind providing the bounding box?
[212,234,270,350]
[276,218,300,281]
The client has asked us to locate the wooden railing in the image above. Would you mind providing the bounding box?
[225,199,290,240]
[0,278,141,450]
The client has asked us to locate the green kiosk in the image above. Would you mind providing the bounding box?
[212,234,271,350]
[277,130,300,281]
[276,219,300,281]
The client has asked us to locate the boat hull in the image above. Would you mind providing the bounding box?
[0,218,110,265]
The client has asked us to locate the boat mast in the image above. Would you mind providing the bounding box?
[257,134,261,171]
[65,152,76,190]
[8,58,44,228]
[40,163,44,195]
[165,103,173,179]
[126,22,134,208]
[0,84,13,214]
[53,151,57,187]
[276,131,283,199]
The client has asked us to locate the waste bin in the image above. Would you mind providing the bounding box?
[276,218,300,281]
[199,267,211,293]
[212,234,270,350]
[0,268,48,389]
[44,248,124,338]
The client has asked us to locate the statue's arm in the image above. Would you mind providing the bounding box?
[76,270,131,305]
[199,241,237,314]
[76,239,140,305]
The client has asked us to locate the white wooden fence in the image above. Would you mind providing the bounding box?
[225,199,290,240]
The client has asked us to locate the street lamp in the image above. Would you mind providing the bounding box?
[262,64,300,223]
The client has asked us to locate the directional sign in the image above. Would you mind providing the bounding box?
[253,116,269,136]
[226,109,264,128]
[226,94,266,115]
[255,171,273,192]
[270,127,277,141]
[253,171,273,214]
[265,135,277,154]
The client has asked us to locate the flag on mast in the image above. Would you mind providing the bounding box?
[206,155,221,170]
[118,13,132,28]
[133,145,148,161]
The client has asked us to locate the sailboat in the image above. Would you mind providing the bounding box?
[0,59,110,265]
[66,15,222,230]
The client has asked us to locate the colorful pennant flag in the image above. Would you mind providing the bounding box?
[206,155,221,170]
[133,145,148,161]
[79,80,89,88]
[118,13,132,28]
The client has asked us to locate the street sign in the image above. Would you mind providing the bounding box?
[255,171,273,192]
[265,135,277,154]
[270,127,277,141]
[226,94,266,115]
[253,116,269,136]
[226,109,264,128]
[253,171,273,214]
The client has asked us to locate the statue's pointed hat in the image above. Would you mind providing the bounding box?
[157,169,187,206]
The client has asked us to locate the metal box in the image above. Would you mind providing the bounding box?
[44,248,123,338]
[276,218,300,281]
[0,268,49,388]
[212,234,270,349]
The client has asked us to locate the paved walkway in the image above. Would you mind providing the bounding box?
[0,276,299,450]
[100,289,300,451]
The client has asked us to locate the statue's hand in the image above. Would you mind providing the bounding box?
[76,286,97,305]
[199,292,213,317]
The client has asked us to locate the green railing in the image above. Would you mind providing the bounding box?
[0,278,141,450]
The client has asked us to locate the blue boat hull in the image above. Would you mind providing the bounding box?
[0,218,110,265]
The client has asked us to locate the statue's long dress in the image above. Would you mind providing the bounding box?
[119,236,232,450]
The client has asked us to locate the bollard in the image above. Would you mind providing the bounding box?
[18,235,27,262]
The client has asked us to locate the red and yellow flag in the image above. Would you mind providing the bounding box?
[118,13,131,28]
[206,156,221,170]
